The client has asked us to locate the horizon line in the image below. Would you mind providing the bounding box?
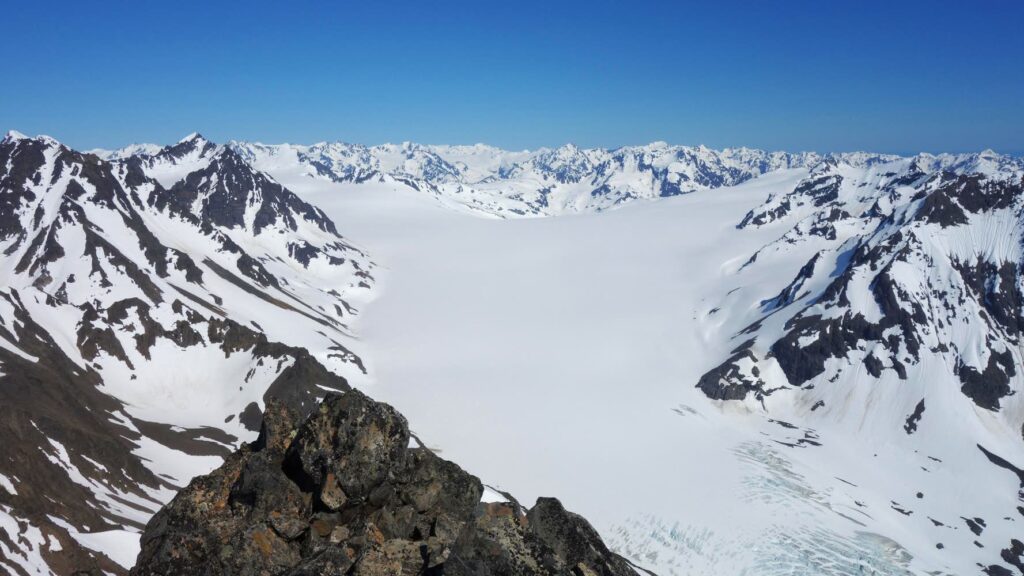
[4,128,1021,160]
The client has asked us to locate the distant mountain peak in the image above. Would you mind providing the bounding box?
[178,131,205,143]
[2,130,62,148]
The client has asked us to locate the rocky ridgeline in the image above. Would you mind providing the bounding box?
[131,390,638,576]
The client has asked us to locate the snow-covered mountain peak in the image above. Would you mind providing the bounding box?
[1,131,63,149]
[136,133,222,188]
[953,150,1023,180]
[809,155,843,174]
[637,140,671,152]
[86,141,162,161]
[177,131,205,144]
[165,131,216,155]
[3,129,28,142]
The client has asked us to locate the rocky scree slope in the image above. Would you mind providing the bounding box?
[131,390,638,576]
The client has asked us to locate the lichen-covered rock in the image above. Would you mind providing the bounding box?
[131,390,638,576]
[282,390,410,500]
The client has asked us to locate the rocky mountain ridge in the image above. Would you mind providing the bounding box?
[131,390,639,576]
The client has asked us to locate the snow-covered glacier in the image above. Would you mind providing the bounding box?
[3,131,1023,575]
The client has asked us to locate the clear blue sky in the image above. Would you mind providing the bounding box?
[3,0,1022,154]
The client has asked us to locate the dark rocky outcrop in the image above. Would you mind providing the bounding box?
[131,390,637,576]
[696,339,767,402]
[737,168,843,228]
[957,348,1016,411]
[903,399,925,434]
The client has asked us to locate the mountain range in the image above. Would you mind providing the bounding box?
[2,129,1024,575]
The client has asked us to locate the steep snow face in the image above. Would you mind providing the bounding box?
[0,132,373,573]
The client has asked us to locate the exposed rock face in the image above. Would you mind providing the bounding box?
[131,390,637,576]
[700,157,1024,414]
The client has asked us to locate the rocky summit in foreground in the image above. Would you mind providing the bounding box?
[130,390,638,576]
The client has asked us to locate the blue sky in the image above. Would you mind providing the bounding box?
[3,0,1022,154]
